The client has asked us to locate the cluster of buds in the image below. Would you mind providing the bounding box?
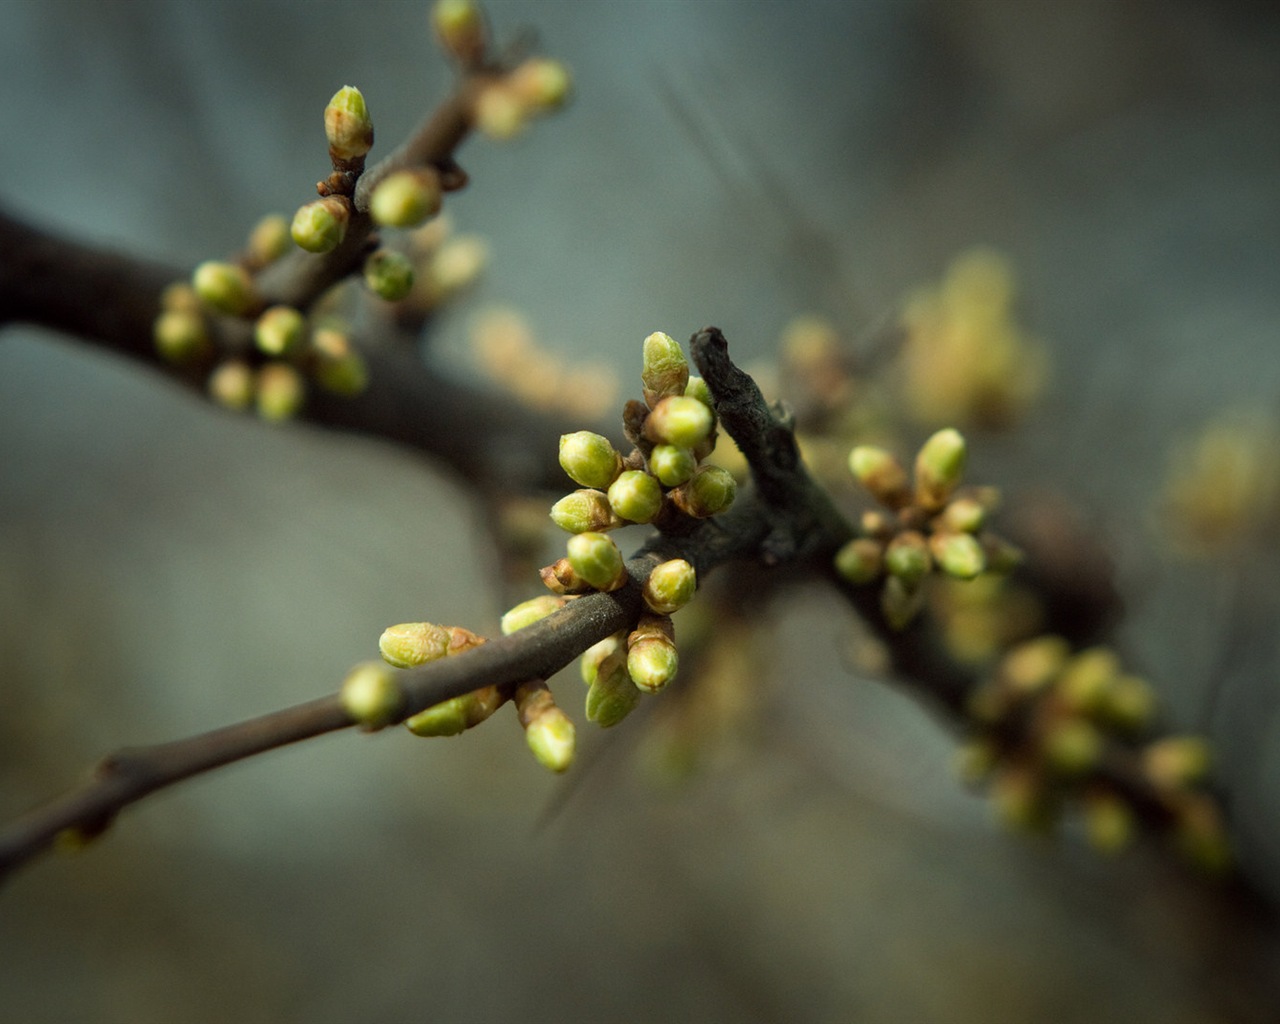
[833,428,1019,629]
[959,636,1229,870]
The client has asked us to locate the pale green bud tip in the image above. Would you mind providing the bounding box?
[154,309,209,363]
[341,661,401,730]
[1144,736,1212,790]
[500,595,564,635]
[834,538,883,585]
[526,707,575,772]
[627,637,678,693]
[325,85,374,161]
[643,559,697,614]
[404,695,469,737]
[550,489,619,534]
[915,427,968,509]
[247,214,291,266]
[432,0,485,62]
[255,363,305,421]
[644,395,714,449]
[931,532,987,580]
[580,634,623,686]
[848,445,909,506]
[684,376,713,408]
[207,361,254,410]
[675,465,736,518]
[607,470,663,524]
[511,59,572,111]
[370,168,442,229]
[254,305,306,357]
[566,531,626,591]
[379,621,451,668]
[641,330,689,407]
[291,197,350,254]
[192,260,256,315]
[649,444,697,487]
[363,249,415,301]
[559,431,622,489]
[885,533,931,586]
[586,667,641,727]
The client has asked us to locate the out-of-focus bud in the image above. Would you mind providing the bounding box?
[192,260,257,316]
[644,395,714,450]
[1082,790,1134,854]
[670,465,736,518]
[550,489,622,534]
[834,537,883,585]
[369,168,442,229]
[311,322,368,396]
[246,213,292,267]
[559,431,623,489]
[884,531,931,587]
[290,196,351,254]
[990,764,1055,834]
[1041,717,1103,776]
[953,737,999,786]
[207,360,254,410]
[643,559,697,614]
[1172,793,1232,874]
[474,84,526,140]
[324,85,374,162]
[255,362,305,421]
[154,309,210,363]
[938,496,987,534]
[405,685,504,737]
[379,621,451,668]
[627,617,678,693]
[641,331,689,408]
[431,0,486,65]
[340,661,402,731]
[1144,736,1212,791]
[649,444,697,487]
[1100,674,1155,731]
[500,595,564,635]
[929,531,987,580]
[880,574,924,630]
[1001,634,1069,695]
[508,58,572,112]
[253,305,307,357]
[848,445,910,509]
[566,531,627,592]
[914,428,968,511]
[607,470,663,524]
[1057,647,1120,714]
[363,249,415,301]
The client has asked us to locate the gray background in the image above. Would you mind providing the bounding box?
[2,1,1280,1020]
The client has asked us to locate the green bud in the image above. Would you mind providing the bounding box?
[311,324,368,396]
[291,197,350,254]
[880,574,924,630]
[540,557,591,595]
[580,634,624,686]
[607,470,663,524]
[649,444,697,487]
[848,445,910,509]
[1041,718,1103,776]
[1100,674,1155,731]
[1057,647,1120,714]
[432,0,486,64]
[370,168,442,228]
[566,531,627,592]
[405,686,504,737]
[153,309,209,363]
[362,249,415,301]
[1001,635,1070,694]
[915,428,968,511]
[627,635,678,693]
[253,305,306,357]
[938,496,987,534]
[834,537,883,585]
[525,705,576,772]
[509,58,572,112]
[255,362,305,421]
[474,84,526,140]
[586,649,641,727]
[644,395,714,449]
[641,331,689,408]
[558,431,622,489]
[1144,736,1212,790]
[246,213,291,266]
[930,531,987,580]
[207,360,254,410]
[643,559,697,614]
[379,621,451,668]
[671,465,736,518]
[324,85,374,161]
[884,531,931,586]
[1082,791,1134,855]
[550,489,622,534]
[684,375,713,408]
[340,661,401,731]
[192,260,257,316]
[500,595,564,635]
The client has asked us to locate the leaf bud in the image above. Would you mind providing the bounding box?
[253,304,306,357]
[192,260,257,316]
[644,395,714,450]
[627,618,678,693]
[362,249,415,301]
[607,470,663,524]
[500,595,565,635]
[379,621,451,668]
[929,531,987,580]
[649,444,697,487]
[1041,717,1103,776]
[405,686,504,737]
[340,661,402,731]
[915,428,968,511]
[369,168,442,229]
[550,489,622,534]
[848,445,910,509]
[515,681,575,773]
[884,531,932,587]
[431,0,486,65]
[324,85,374,162]
[559,431,623,489]
[153,309,210,363]
[1144,736,1212,791]
[643,558,697,614]
[641,331,689,408]
[566,531,627,592]
[508,58,572,112]
[207,360,254,410]
[255,363,305,422]
[246,213,292,267]
[834,537,884,585]
[670,464,736,518]
[586,647,640,727]
[290,196,350,254]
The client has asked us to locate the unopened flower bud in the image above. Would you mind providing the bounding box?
[627,619,678,693]
[1100,674,1155,731]
[683,376,713,409]
[501,595,564,635]
[939,496,987,534]
[291,197,350,254]
[1144,736,1212,790]
[254,305,306,357]
[379,621,451,668]
[848,445,910,509]
[834,537,884,585]
[192,260,257,316]
[405,686,504,737]
[340,661,401,731]
[930,531,987,580]
[363,249,415,301]
[541,557,592,595]
[246,213,291,266]
[559,431,623,489]
[880,574,924,630]
[643,559,697,614]
[370,168,442,229]
[607,470,663,524]
[515,681,574,772]
[1082,790,1134,854]
[255,362,305,421]
[508,58,572,112]
[649,444,697,487]
[1042,717,1103,776]
[954,738,999,786]
[671,464,736,518]
[1057,647,1120,714]
[1001,634,1070,694]
[580,634,624,686]
[324,85,374,162]
[644,395,714,450]
[586,648,640,727]
[915,428,968,511]
[566,531,627,592]
[550,489,622,534]
[154,309,209,363]
[641,331,689,408]
[314,349,369,396]
[884,531,932,586]
[474,84,526,140]
[207,360,254,410]
[431,0,486,65]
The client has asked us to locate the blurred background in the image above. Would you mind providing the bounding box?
[2,0,1280,1020]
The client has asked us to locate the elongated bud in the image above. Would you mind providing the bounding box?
[291,196,350,254]
[550,489,622,533]
[325,85,374,162]
[254,305,306,357]
[508,58,572,112]
[370,168,442,229]
[880,574,924,630]
[192,260,257,316]
[154,309,210,363]
[566,531,627,592]
[915,428,968,511]
[246,213,291,267]
[671,465,736,518]
[929,531,987,580]
[515,681,575,773]
[627,616,678,693]
[255,363,305,421]
[641,331,689,408]
[643,559,697,614]
[649,444,697,487]
[341,661,401,731]
[834,537,883,585]
[1041,718,1103,776]
[644,395,714,449]
[884,531,931,586]
[848,446,910,509]
[586,647,640,727]
[501,595,564,635]
[362,249,415,301]
[405,686,504,737]
[559,431,623,489]
[379,621,451,668]
[607,470,663,524]
[432,0,486,65]
[207,360,254,410]
[1144,736,1212,790]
